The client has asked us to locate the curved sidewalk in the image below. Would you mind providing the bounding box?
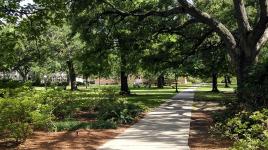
[98,88,197,150]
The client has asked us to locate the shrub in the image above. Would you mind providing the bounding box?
[97,96,147,124]
[0,80,32,89]
[51,119,117,132]
[41,89,99,119]
[91,120,117,129]
[242,60,268,107]
[0,96,53,142]
[51,120,88,132]
[211,108,268,149]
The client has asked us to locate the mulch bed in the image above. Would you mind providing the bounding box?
[17,128,127,150]
[189,104,232,150]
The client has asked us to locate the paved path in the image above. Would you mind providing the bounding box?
[98,87,197,150]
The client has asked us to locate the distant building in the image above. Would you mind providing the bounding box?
[0,71,23,80]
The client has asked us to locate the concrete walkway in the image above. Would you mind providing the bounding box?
[98,88,197,150]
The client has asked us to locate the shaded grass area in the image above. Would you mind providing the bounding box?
[127,84,192,108]
[126,90,175,108]
[195,83,237,103]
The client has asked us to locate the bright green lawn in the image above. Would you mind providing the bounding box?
[126,88,177,108]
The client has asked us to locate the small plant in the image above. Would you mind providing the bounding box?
[51,121,89,132]
[97,97,147,124]
[211,108,268,149]
[91,120,117,129]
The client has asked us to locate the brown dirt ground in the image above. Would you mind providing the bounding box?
[17,127,127,150]
[189,102,232,150]
[0,111,145,150]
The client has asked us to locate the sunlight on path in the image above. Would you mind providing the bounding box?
[98,87,197,150]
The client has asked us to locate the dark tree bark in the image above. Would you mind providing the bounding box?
[21,74,27,81]
[212,72,219,92]
[67,60,77,91]
[120,52,130,95]
[120,71,129,95]
[227,76,231,84]
[157,73,165,88]
[17,66,30,82]
[224,75,229,88]
[85,76,88,89]
[236,53,257,101]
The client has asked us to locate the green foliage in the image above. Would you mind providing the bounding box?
[97,96,147,124]
[0,85,156,143]
[231,137,265,150]
[242,60,268,107]
[0,80,32,89]
[52,119,117,132]
[0,90,53,142]
[212,108,268,149]
[40,89,101,119]
[91,120,117,129]
[51,121,88,132]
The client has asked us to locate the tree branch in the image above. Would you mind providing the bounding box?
[178,0,237,58]
[233,0,252,34]
[154,19,198,37]
[250,0,268,50]
[101,1,185,20]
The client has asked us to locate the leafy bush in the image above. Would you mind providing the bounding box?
[231,137,268,150]
[242,60,268,107]
[0,95,53,142]
[211,108,268,149]
[97,96,147,124]
[51,120,88,132]
[41,89,99,119]
[0,79,32,89]
[91,120,117,129]
[0,86,148,143]
[51,120,117,132]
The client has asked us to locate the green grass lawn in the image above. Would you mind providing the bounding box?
[126,88,177,108]
[35,84,193,109]
[195,83,237,102]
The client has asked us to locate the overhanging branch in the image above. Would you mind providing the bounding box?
[178,0,237,59]
[250,0,268,49]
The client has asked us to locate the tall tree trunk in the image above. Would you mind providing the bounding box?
[120,71,129,95]
[157,73,164,88]
[224,75,229,88]
[212,71,219,92]
[236,51,256,102]
[227,76,231,84]
[17,66,30,82]
[67,60,76,91]
[120,53,130,95]
[85,76,88,89]
[21,75,27,82]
